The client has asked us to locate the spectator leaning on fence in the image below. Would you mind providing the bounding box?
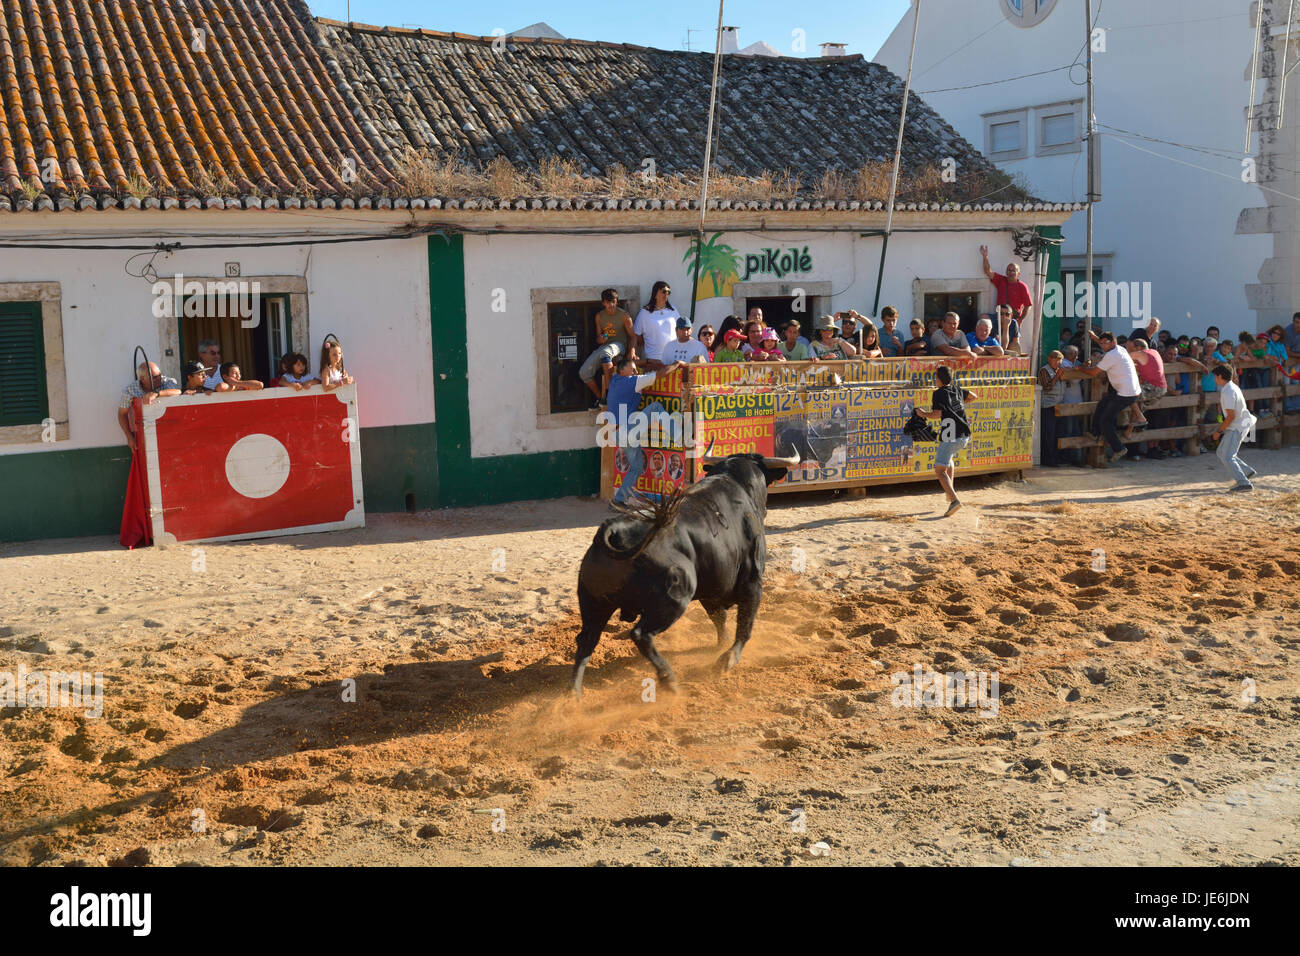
[994,307,1021,354]
[697,325,716,360]
[967,317,1004,356]
[180,361,215,396]
[904,319,929,356]
[1058,345,1086,465]
[1284,312,1300,360]
[118,362,180,452]
[1038,350,1066,467]
[714,329,747,363]
[930,312,974,357]
[779,320,811,361]
[217,362,264,391]
[1079,331,1141,464]
[197,340,225,390]
[660,317,711,364]
[810,314,855,360]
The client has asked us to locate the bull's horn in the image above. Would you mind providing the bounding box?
[762,450,801,468]
[699,436,724,463]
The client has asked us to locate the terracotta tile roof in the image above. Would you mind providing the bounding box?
[0,0,397,209]
[0,2,1078,213]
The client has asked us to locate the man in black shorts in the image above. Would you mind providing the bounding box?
[916,365,978,517]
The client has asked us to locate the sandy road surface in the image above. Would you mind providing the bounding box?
[2,449,1299,866]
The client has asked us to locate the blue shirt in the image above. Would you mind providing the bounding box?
[606,372,655,432]
[967,332,1001,350]
[879,327,905,357]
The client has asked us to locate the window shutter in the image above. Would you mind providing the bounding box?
[0,302,49,426]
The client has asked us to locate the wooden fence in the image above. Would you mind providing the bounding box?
[1053,358,1300,466]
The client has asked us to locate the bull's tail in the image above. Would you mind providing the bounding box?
[600,488,685,561]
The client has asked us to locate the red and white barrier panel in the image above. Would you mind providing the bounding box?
[141,385,364,546]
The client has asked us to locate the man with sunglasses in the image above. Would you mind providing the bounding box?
[118,361,181,452]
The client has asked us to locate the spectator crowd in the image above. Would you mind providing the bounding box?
[117,338,357,452]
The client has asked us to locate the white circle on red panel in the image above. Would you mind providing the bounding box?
[225,433,291,498]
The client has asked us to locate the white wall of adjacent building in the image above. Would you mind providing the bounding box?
[0,217,433,455]
[876,0,1276,337]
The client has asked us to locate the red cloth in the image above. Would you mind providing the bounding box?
[991,273,1034,318]
[119,443,152,549]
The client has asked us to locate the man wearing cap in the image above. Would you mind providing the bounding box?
[118,361,181,452]
[659,317,711,364]
[979,245,1033,343]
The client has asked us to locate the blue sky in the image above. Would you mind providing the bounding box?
[308,1,912,58]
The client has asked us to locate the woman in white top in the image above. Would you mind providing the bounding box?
[633,281,681,367]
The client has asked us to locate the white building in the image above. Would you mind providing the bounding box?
[0,2,1075,542]
[877,0,1291,337]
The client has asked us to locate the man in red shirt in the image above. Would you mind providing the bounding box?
[980,245,1033,348]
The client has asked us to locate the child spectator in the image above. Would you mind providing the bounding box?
[280,352,319,390]
[268,353,292,388]
[904,319,928,356]
[217,362,264,391]
[857,323,884,358]
[180,361,215,396]
[714,329,747,363]
[747,328,786,362]
[319,340,355,391]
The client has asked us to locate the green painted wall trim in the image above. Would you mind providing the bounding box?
[1037,225,1063,366]
[0,445,130,542]
[428,235,599,508]
[359,422,438,513]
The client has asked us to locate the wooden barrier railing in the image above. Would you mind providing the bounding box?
[1053,358,1300,467]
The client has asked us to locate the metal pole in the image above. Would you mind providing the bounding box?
[873,0,921,315]
[1279,0,1296,130]
[689,0,726,326]
[1084,0,1095,363]
[1247,2,1263,152]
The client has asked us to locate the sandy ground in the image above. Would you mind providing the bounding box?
[2,448,1299,867]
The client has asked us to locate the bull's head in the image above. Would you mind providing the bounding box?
[700,439,800,487]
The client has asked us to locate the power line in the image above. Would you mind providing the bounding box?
[1105,134,1300,204]
[918,65,1072,94]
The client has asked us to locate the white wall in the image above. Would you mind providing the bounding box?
[463,227,1034,458]
[876,0,1272,336]
[0,218,432,455]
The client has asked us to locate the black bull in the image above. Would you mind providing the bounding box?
[572,452,796,697]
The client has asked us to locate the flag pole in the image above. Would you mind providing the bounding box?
[689,0,726,327]
[872,0,921,316]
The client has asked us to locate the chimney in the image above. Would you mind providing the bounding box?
[721,26,739,54]
[819,42,847,57]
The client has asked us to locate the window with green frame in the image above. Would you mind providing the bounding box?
[0,301,48,426]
